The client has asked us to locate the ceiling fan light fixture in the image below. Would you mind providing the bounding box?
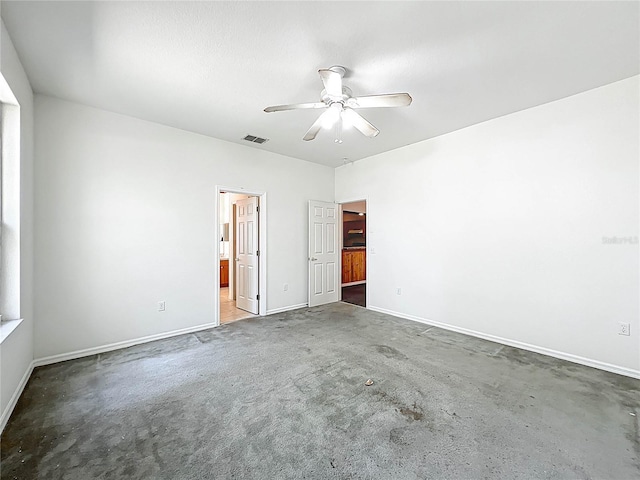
[341,109,353,129]
[322,103,342,129]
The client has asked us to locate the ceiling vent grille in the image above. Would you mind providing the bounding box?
[243,134,269,144]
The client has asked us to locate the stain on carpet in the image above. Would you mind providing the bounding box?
[398,402,424,421]
[375,344,408,360]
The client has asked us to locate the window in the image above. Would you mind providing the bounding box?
[0,74,23,342]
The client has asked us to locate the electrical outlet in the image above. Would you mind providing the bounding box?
[370,247,376,254]
[158,301,166,312]
[618,322,630,336]
[396,288,402,295]
[283,283,288,291]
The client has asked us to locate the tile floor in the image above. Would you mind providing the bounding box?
[220,287,255,324]
[342,283,366,307]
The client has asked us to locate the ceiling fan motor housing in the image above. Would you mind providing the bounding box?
[321,86,353,105]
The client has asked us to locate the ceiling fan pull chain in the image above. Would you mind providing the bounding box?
[335,115,343,144]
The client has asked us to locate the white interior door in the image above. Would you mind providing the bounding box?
[235,197,259,314]
[308,200,339,307]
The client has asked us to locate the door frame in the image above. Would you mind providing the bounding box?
[337,197,369,309]
[215,185,267,326]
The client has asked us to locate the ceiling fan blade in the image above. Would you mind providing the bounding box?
[350,93,412,108]
[303,109,333,141]
[318,68,343,98]
[342,108,379,138]
[264,102,327,113]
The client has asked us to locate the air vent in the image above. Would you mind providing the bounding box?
[243,134,269,144]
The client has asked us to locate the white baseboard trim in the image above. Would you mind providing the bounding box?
[266,303,308,315]
[342,281,366,287]
[33,322,218,368]
[369,306,640,380]
[1,360,35,433]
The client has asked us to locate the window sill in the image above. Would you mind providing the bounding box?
[0,318,24,344]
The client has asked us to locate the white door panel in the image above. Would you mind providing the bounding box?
[236,197,259,314]
[308,200,339,307]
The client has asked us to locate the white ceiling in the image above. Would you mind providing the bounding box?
[2,1,638,168]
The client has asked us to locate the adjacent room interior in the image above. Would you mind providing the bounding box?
[341,200,366,308]
[0,1,638,478]
[218,191,258,325]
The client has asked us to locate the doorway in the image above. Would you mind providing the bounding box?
[217,188,266,325]
[341,200,366,308]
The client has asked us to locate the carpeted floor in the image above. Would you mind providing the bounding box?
[1,303,639,479]
[341,283,366,307]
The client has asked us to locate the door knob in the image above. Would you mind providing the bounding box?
[310,257,318,261]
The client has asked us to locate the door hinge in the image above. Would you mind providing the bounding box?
[256,250,260,256]
[256,206,259,213]
[257,294,260,300]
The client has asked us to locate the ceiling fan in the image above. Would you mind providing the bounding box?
[264,66,412,142]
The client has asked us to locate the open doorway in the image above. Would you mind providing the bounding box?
[341,200,366,307]
[218,189,265,324]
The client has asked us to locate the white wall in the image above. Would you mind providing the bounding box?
[336,76,639,376]
[0,20,35,426]
[34,95,334,359]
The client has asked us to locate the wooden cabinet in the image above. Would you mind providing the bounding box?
[220,259,229,287]
[342,251,352,284]
[351,250,366,282]
[342,248,366,284]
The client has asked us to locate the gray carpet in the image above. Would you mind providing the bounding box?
[1,303,639,479]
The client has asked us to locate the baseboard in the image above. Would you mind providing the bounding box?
[266,303,308,315]
[369,306,640,380]
[33,322,218,368]
[1,360,35,433]
[342,281,366,287]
